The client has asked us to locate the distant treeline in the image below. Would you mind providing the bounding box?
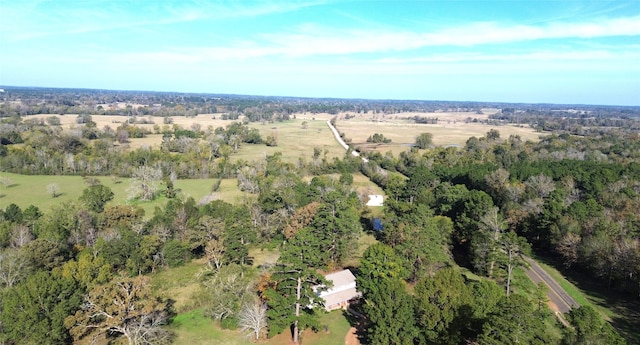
[4,86,637,122]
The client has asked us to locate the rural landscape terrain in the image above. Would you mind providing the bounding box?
[1,86,639,345]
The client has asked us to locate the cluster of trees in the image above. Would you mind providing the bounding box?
[357,127,640,300]
[348,135,634,344]
[0,148,367,344]
[492,107,640,135]
[366,133,392,144]
[0,115,299,178]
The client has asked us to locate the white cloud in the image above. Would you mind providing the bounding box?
[1,0,329,42]
[254,16,640,58]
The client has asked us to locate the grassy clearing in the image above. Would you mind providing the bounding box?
[250,247,280,268]
[151,259,206,312]
[0,172,244,215]
[295,310,353,345]
[170,309,245,345]
[170,307,353,345]
[24,111,540,161]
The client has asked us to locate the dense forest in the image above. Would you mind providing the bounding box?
[0,87,638,344]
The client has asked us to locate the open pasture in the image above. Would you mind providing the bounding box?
[23,110,542,162]
[332,110,543,155]
[0,172,243,216]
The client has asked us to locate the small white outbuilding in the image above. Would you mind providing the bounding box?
[366,194,384,207]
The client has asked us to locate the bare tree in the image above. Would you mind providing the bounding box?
[0,249,29,288]
[239,300,268,340]
[556,232,581,268]
[117,129,129,144]
[10,224,33,248]
[128,166,162,201]
[46,183,60,198]
[479,207,508,277]
[499,231,530,296]
[525,173,556,199]
[203,265,253,321]
[0,176,13,188]
[237,166,260,193]
[204,239,225,271]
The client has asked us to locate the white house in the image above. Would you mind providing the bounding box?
[317,269,361,311]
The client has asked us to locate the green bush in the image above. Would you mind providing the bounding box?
[220,317,238,330]
[162,240,191,267]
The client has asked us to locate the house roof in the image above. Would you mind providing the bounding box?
[324,269,356,288]
[322,287,361,307]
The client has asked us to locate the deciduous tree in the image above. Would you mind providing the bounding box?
[79,184,114,213]
[65,275,172,345]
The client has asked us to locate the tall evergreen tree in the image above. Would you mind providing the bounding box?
[357,244,418,345]
[264,233,327,344]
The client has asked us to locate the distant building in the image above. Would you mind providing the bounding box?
[366,194,384,207]
[316,269,361,311]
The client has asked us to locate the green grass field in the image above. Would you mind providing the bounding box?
[0,172,244,215]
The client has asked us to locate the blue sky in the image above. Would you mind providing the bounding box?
[1,0,639,105]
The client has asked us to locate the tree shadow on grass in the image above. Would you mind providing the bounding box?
[343,303,368,345]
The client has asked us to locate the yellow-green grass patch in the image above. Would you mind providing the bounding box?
[250,247,280,268]
[234,118,346,164]
[0,172,246,215]
[170,309,246,345]
[151,259,207,312]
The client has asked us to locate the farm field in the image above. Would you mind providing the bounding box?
[331,110,543,155]
[22,110,543,163]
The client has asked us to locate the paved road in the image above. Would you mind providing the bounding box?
[523,256,579,313]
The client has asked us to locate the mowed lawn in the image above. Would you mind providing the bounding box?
[170,307,352,345]
[155,256,355,345]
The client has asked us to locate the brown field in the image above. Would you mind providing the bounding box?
[23,110,543,161]
[332,109,543,155]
